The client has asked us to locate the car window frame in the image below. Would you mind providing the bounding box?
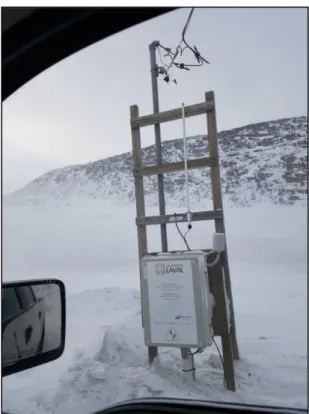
[15,286,37,310]
[2,288,26,336]
[2,287,37,336]
[2,287,22,319]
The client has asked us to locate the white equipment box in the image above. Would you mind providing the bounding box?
[140,251,213,349]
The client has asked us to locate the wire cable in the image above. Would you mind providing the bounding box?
[212,335,226,388]
[206,252,221,268]
[190,348,204,355]
[157,46,169,69]
[162,8,193,74]
[156,8,210,84]
[173,217,221,265]
[174,213,191,251]
[181,8,210,65]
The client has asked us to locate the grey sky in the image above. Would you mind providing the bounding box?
[3,7,307,194]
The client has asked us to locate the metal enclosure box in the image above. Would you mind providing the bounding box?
[140,251,213,349]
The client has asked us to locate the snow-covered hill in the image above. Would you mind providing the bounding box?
[5,116,307,207]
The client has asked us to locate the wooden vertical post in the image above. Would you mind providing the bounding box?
[207,254,236,391]
[130,104,158,364]
[205,91,240,361]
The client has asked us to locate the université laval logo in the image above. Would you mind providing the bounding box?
[155,263,166,275]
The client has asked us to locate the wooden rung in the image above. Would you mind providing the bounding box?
[136,210,223,226]
[131,101,214,129]
[134,157,217,177]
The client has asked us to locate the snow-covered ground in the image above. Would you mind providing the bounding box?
[2,200,307,413]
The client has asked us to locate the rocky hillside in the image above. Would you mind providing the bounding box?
[5,116,307,207]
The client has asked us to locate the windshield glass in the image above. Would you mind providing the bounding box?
[2,7,307,414]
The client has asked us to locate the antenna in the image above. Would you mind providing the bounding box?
[182,103,192,229]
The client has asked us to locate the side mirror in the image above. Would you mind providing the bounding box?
[2,279,66,377]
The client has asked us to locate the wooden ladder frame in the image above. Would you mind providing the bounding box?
[130,91,239,392]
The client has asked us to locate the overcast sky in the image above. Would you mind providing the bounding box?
[3,7,307,194]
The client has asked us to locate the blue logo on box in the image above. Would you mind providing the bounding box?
[175,314,191,320]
